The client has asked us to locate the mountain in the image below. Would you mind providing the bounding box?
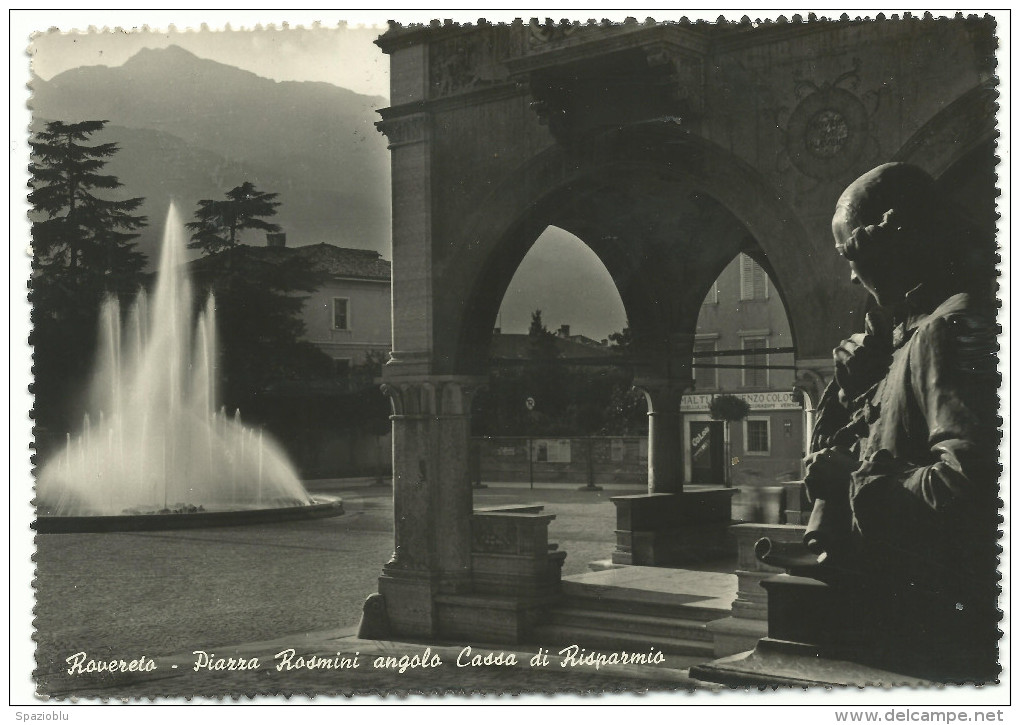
[30,45,391,263]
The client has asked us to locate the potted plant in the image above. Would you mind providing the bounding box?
[709,394,751,486]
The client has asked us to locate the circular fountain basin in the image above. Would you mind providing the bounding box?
[33,495,344,534]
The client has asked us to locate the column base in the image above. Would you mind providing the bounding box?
[375,569,442,639]
[610,490,737,566]
[434,593,560,643]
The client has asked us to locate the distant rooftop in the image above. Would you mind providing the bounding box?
[489,332,614,361]
[191,242,391,282]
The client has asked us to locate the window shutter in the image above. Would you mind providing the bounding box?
[333,298,349,330]
[740,254,754,300]
[742,337,769,387]
[753,264,767,300]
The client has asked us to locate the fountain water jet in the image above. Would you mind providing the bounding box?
[35,205,342,531]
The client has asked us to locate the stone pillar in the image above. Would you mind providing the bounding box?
[633,380,686,495]
[375,373,485,638]
[369,56,479,637]
[793,360,830,476]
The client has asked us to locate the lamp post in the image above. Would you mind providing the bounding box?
[525,396,535,490]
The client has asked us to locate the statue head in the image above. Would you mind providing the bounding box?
[831,162,947,307]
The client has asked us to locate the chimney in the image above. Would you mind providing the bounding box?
[558,324,570,337]
[267,232,286,248]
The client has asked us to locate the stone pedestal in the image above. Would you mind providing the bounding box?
[610,489,736,566]
[705,523,806,657]
[693,573,926,687]
[436,508,565,642]
[695,570,1000,685]
[690,637,933,687]
[782,480,811,525]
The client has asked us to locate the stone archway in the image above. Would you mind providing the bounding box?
[437,123,833,381]
[366,20,998,644]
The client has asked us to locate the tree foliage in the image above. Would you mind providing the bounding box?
[29,120,148,431]
[29,120,148,297]
[187,183,340,426]
[472,317,646,437]
[608,326,634,351]
[186,182,281,255]
[709,394,751,422]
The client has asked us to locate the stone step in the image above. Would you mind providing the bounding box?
[560,581,728,622]
[530,623,716,659]
[545,607,714,642]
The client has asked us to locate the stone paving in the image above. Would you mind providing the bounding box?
[32,480,717,699]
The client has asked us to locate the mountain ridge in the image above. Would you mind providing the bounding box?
[30,44,392,265]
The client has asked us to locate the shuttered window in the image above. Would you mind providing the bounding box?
[739,254,768,301]
[332,298,349,330]
[693,341,718,390]
[742,336,769,388]
[702,281,719,305]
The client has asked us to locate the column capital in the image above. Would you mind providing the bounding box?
[793,358,833,410]
[632,377,692,412]
[381,374,488,418]
[376,112,431,149]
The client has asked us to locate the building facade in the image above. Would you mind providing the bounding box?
[281,241,392,378]
[684,253,804,514]
[366,19,995,639]
[191,236,394,477]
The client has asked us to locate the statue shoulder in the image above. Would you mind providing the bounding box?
[912,293,998,376]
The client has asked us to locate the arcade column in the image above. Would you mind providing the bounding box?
[368,66,483,635]
[372,370,484,638]
[610,378,737,566]
[639,381,684,495]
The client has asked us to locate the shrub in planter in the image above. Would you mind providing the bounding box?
[709,394,751,422]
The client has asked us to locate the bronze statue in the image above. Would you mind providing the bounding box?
[801,162,999,680]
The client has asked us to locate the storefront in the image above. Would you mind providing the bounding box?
[681,392,805,487]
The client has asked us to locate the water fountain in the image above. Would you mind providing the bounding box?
[34,205,343,533]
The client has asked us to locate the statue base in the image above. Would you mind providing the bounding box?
[692,573,999,685]
[690,637,933,687]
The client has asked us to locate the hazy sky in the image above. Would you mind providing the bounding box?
[18,13,643,341]
[500,227,628,342]
[29,22,390,98]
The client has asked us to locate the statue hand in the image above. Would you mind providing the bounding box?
[804,446,859,503]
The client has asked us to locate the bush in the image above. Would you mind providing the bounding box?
[710,394,751,422]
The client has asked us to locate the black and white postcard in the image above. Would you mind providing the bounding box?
[11,9,1011,713]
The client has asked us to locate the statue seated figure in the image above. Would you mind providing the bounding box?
[771,163,1000,682]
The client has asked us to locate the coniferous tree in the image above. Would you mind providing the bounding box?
[186,183,331,418]
[29,120,147,297]
[186,182,281,254]
[29,120,148,432]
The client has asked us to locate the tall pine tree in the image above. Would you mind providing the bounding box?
[29,120,147,298]
[29,120,148,433]
[186,182,281,254]
[186,183,332,419]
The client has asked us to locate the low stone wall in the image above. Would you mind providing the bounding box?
[473,436,648,485]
